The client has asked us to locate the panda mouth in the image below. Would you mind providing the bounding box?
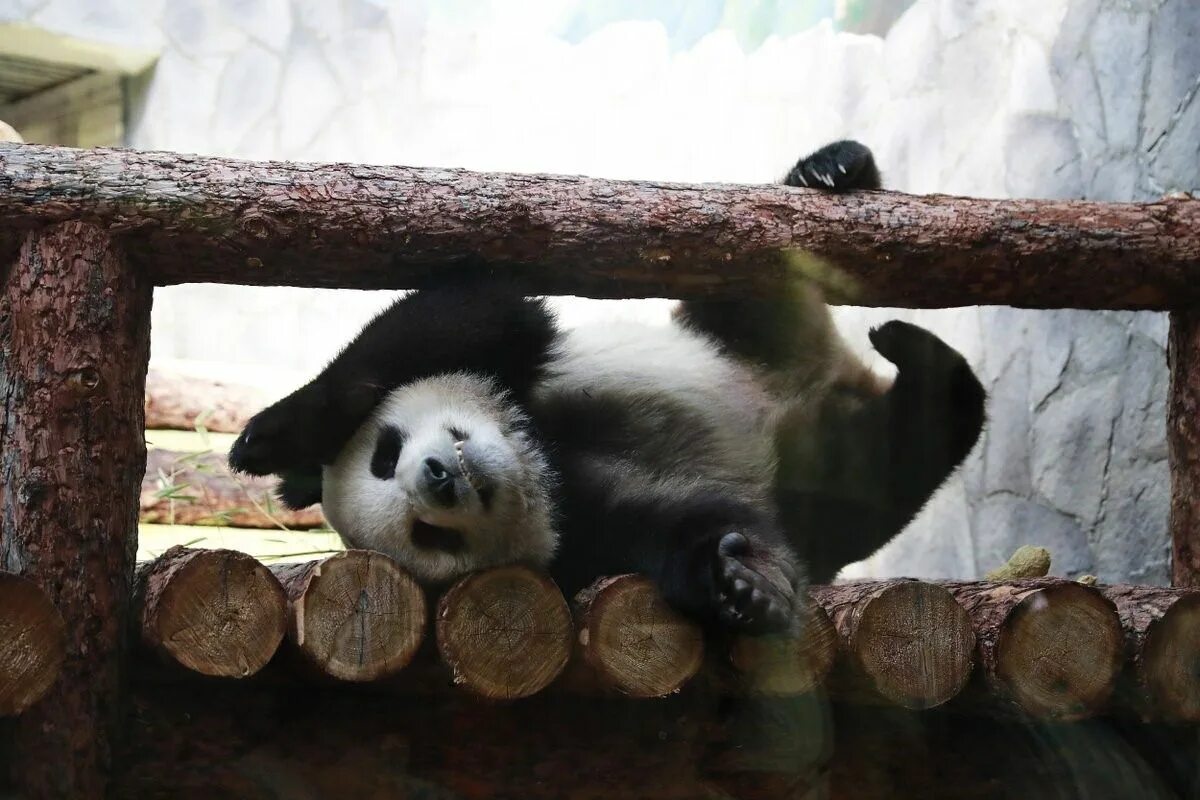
[410,518,466,554]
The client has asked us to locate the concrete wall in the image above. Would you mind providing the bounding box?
[3,0,1196,583]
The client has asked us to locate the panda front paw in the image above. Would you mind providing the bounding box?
[783,139,881,192]
[713,533,798,634]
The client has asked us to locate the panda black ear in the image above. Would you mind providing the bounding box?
[340,381,383,420]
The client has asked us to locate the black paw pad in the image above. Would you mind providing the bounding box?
[713,533,796,634]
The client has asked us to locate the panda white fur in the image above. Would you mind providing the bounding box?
[230,140,986,635]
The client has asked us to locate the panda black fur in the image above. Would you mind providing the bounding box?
[230,140,986,635]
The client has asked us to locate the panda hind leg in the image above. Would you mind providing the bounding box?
[711,531,803,634]
[656,512,806,636]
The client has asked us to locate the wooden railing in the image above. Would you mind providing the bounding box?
[1,142,1199,799]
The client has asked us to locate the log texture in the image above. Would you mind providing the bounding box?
[0,222,151,798]
[1103,584,1200,721]
[945,580,1123,720]
[272,551,426,682]
[436,566,572,700]
[134,547,287,678]
[572,574,704,697]
[812,580,975,709]
[1,143,1198,308]
[141,448,326,529]
[1169,309,1200,587]
[729,597,839,696]
[0,572,67,716]
[144,368,265,433]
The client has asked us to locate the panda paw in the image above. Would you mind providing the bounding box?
[868,320,979,392]
[713,533,797,634]
[868,319,954,369]
[783,139,880,192]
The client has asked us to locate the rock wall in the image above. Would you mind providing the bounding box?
[3,0,1196,582]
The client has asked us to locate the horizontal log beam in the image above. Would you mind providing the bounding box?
[2,143,1198,309]
[141,448,326,529]
[113,554,1200,722]
[144,369,265,434]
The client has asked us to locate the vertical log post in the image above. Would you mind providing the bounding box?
[0,222,151,798]
[1169,309,1200,588]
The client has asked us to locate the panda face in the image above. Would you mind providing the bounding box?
[321,373,557,585]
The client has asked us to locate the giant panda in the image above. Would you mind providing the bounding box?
[229,140,986,635]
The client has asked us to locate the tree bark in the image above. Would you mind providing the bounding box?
[1103,584,1200,722]
[144,368,266,434]
[272,550,426,683]
[134,546,287,679]
[0,221,151,798]
[571,574,704,698]
[811,580,975,709]
[0,572,66,716]
[1169,309,1200,587]
[1,143,1197,308]
[944,580,1124,720]
[141,448,326,529]
[436,565,572,700]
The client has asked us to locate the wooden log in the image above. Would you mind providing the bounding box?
[134,547,287,678]
[272,551,426,682]
[1169,308,1200,587]
[0,222,151,798]
[1,143,1199,309]
[0,572,67,716]
[144,368,265,434]
[141,448,326,529]
[811,580,975,710]
[728,597,839,695]
[1103,584,1200,721]
[945,579,1123,720]
[571,574,704,698]
[436,566,572,700]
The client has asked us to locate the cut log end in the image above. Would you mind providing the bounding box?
[1105,586,1200,721]
[137,547,287,678]
[0,573,67,716]
[813,580,975,709]
[275,550,426,682]
[437,566,572,700]
[995,583,1123,720]
[730,599,837,695]
[574,575,704,698]
[1142,593,1200,720]
[852,582,975,709]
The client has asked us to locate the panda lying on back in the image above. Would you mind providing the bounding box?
[230,140,986,635]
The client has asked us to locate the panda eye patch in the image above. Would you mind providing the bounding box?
[369,425,405,480]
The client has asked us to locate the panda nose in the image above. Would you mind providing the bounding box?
[423,458,457,506]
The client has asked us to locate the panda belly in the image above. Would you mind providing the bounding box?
[534,320,777,500]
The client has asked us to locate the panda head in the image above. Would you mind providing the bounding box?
[321,373,557,585]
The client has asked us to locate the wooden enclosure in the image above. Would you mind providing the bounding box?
[1,142,1200,799]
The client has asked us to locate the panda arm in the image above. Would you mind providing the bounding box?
[675,139,879,371]
[229,282,558,478]
[776,321,986,582]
